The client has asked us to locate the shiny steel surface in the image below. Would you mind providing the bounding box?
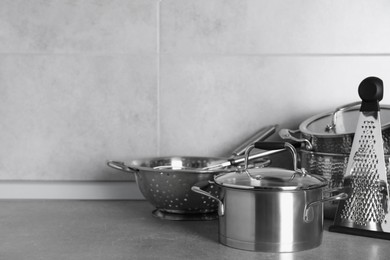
[107,158,225,214]
[280,104,390,154]
[191,141,347,252]
[107,125,276,218]
[332,111,390,232]
[192,178,346,251]
[212,167,327,191]
[301,150,390,218]
[216,141,327,191]
[202,148,282,171]
[218,188,324,252]
[108,157,269,215]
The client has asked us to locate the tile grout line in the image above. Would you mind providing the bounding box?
[156,0,161,156]
[0,52,389,57]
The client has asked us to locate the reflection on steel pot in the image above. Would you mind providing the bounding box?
[280,102,390,154]
[107,125,277,220]
[192,142,347,252]
[300,150,390,219]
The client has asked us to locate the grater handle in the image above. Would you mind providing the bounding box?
[358,76,383,112]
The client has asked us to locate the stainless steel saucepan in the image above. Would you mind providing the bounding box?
[192,141,347,252]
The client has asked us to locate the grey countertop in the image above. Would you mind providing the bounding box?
[0,200,389,260]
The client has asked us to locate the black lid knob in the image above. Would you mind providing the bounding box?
[358,76,383,112]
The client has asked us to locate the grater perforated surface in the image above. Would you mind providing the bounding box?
[340,120,387,225]
[330,77,390,237]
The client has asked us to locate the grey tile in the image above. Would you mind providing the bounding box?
[161,0,390,54]
[159,55,390,157]
[0,0,158,54]
[0,54,158,180]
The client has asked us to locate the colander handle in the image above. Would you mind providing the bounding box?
[191,181,224,217]
[107,161,139,173]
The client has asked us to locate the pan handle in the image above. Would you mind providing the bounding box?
[231,125,277,157]
[303,192,348,223]
[107,161,139,173]
[279,129,313,150]
[191,181,224,216]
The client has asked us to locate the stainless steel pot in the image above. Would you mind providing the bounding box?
[192,142,347,252]
[279,102,390,219]
[280,102,390,154]
[107,125,277,220]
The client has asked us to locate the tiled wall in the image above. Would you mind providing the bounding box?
[1,0,390,181]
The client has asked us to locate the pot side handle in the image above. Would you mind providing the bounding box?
[303,193,348,223]
[107,160,139,173]
[191,181,224,217]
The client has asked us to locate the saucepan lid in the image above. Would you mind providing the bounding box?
[300,102,390,137]
[213,142,328,191]
[214,167,327,190]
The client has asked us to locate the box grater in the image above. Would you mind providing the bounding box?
[329,77,390,239]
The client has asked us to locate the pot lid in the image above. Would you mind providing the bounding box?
[214,167,327,191]
[300,103,390,137]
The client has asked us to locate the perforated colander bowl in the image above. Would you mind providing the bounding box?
[107,157,268,217]
[107,125,276,219]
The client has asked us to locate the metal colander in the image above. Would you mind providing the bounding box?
[107,124,277,220]
[136,159,220,214]
[108,157,269,220]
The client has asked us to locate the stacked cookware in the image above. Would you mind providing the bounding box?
[279,101,390,219]
[109,76,390,251]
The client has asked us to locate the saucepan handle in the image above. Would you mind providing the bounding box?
[191,181,224,217]
[107,160,139,173]
[279,128,313,150]
[303,193,348,223]
[230,125,277,157]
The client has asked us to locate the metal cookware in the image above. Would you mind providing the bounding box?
[279,102,390,154]
[280,102,390,218]
[300,148,390,218]
[107,125,277,220]
[192,141,347,252]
